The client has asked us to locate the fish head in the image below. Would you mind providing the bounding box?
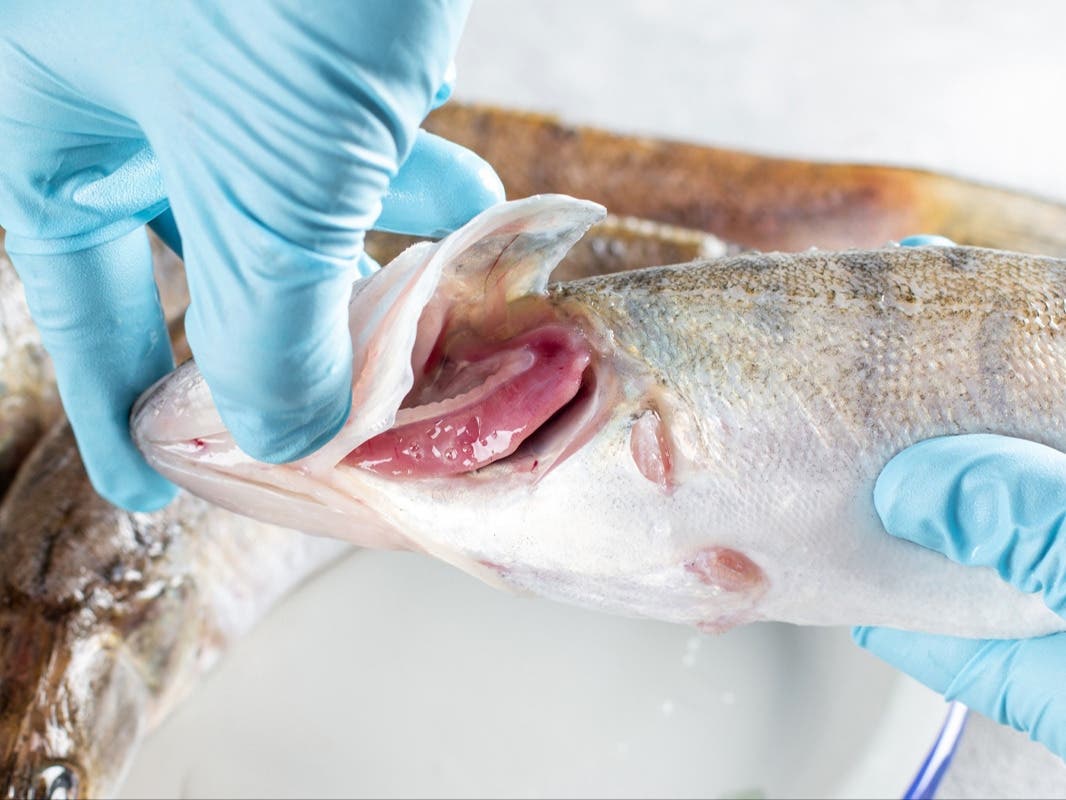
[0,615,148,800]
[0,420,205,799]
[132,195,766,628]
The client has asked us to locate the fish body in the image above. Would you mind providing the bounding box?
[0,418,347,798]
[427,103,1066,256]
[134,195,1066,639]
[0,296,342,798]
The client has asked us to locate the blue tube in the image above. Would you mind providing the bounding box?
[902,702,969,800]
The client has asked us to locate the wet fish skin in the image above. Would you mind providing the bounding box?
[133,196,1066,639]
[426,102,1066,256]
[0,416,346,799]
[540,244,1066,631]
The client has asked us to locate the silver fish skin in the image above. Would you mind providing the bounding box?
[0,401,345,795]
[133,195,1066,639]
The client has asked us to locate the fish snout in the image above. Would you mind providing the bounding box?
[131,360,228,459]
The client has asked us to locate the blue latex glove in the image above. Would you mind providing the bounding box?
[0,1,504,511]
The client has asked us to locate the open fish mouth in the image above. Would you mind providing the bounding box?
[318,194,626,488]
[345,321,593,478]
[334,258,629,486]
[131,196,626,547]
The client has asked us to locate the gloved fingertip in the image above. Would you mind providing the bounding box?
[376,131,505,238]
[358,251,381,277]
[471,158,507,212]
[82,442,179,512]
[900,234,957,247]
[223,383,353,465]
[416,136,505,235]
[423,155,505,237]
[873,437,958,551]
[104,471,178,513]
[852,626,984,695]
[876,434,1066,582]
[430,62,457,111]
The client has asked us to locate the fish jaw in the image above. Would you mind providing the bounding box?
[132,360,412,552]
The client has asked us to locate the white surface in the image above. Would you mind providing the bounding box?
[122,550,943,799]
[125,2,1056,796]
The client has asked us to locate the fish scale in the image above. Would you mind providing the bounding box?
[551,248,1066,470]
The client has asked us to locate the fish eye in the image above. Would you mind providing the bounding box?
[32,765,78,800]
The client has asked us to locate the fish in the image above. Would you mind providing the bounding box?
[426,102,1066,256]
[0,412,348,799]
[133,194,1066,639]
[0,232,343,798]
[0,211,727,799]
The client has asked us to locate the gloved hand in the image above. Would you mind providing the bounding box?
[0,1,503,511]
[854,233,1065,760]
[855,433,1066,759]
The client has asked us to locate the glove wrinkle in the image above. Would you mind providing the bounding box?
[0,0,499,505]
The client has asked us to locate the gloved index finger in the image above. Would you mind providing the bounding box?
[11,227,177,511]
[375,130,505,239]
[875,434,1066,617]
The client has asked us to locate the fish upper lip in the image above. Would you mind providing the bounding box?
[130,362,228,452]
